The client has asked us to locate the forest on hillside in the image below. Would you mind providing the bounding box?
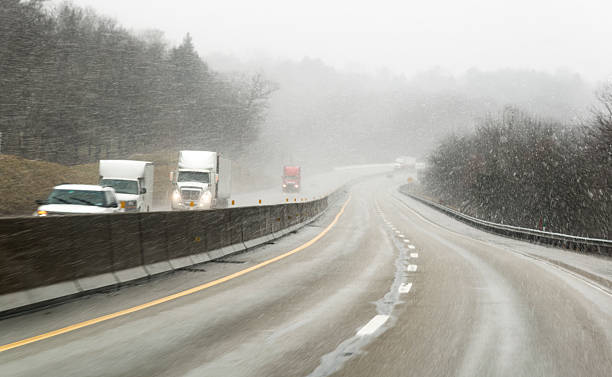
[0,0,274,165]
[423,95,611,239]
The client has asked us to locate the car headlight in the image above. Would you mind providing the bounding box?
[172,190,181,201]
[37,210,48,217]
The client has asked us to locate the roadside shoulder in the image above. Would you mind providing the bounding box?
[392,191,612,293]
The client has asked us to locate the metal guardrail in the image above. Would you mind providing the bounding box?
[398,186,612,257]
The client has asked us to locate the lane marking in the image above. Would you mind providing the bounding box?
[407,264,418,272]
[398,283,413,293]
[356,315,389,336]
[408,245,416,249]
[390,194,612,297]
[0,196,353,353]
[398,235,404,238]
[394,230,401,234]
[402,239,410,243]
[410,253,419,258]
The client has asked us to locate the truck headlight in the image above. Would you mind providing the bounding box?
[172,190,181,202]
[200,191,212,206]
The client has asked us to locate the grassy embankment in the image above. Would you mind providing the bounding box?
[0,154,98,216]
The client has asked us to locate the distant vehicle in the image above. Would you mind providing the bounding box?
[99,160,154,212]
[416,162,427,182]
[34,184,122,216]
[282,166,301,193]
[394,156,417,170]
[170,150,231,210]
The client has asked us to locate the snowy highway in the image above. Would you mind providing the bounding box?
[1,174,611,377]
[4,1,611,376]
[152,164,396,211]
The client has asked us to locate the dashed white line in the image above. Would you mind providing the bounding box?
[410,253,419,258]
[391,193,612,299]
[402,239,410,243]
[356,315,390,336]
[406,264,418,272]
[398,235,404,238]
[408,245,416,249]
[399,282,413,293]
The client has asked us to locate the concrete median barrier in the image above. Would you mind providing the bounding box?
[109,213,143,271]
[0,196,332,316]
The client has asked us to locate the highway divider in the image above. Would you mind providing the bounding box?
[0,196,331,317]
[399,185,612,257]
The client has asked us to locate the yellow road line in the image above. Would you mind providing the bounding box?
[0,196,352,353]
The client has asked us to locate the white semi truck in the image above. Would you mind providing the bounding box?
[170,150,231,210]
[99,160,154,212]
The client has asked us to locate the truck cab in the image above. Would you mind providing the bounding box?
[170,151,231,210]
[282,166,301,193]
[171,169,214,210]
[99,160,154,212]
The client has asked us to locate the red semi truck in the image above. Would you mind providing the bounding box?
[282,166,301,193]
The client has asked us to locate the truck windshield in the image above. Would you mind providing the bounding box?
[100,179,139,195]
[178,172,210,183]
[47,190,107,206]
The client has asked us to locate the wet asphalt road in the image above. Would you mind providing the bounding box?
[1,176,611,376]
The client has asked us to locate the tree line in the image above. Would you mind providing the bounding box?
[423,91,611,239]
[0,0,274,164]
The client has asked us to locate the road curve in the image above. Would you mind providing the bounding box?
[1,176,611,377]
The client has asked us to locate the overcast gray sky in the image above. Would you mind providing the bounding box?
[52,0,612,81]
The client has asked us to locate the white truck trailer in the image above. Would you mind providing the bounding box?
[170,150,231,210]
[99,160,154,212]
